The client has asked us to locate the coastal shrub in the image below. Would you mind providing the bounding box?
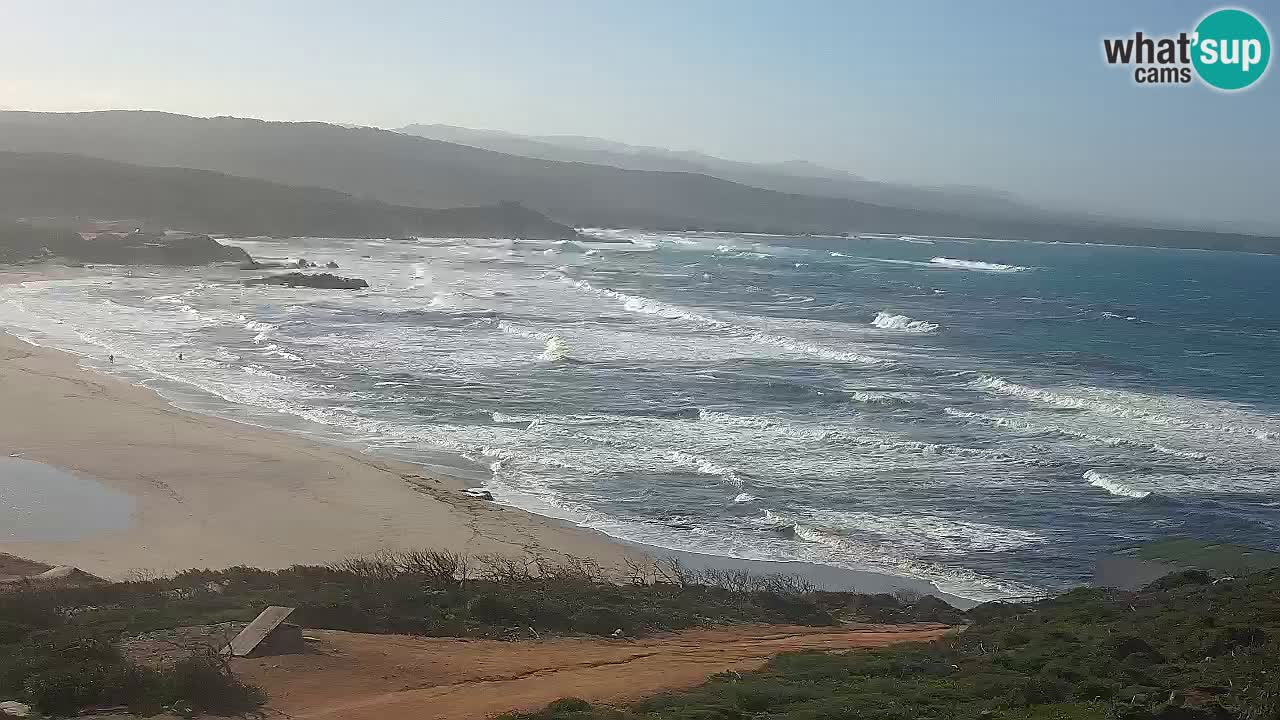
[0,552,957,644]
[500,569,1280,720]
[161,650,266,716]
[0,629,264,717]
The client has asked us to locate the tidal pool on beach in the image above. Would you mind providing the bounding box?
[0,456,134,542]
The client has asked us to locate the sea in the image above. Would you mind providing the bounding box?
[2,229,1278,601]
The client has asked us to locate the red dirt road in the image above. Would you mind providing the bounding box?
[233,623,950,720]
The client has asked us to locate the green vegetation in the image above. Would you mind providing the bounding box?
[504,569,1280,720]
[0,552,959,716]
[1,636,262,717]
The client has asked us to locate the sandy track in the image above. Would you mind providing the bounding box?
[234,624,949,720]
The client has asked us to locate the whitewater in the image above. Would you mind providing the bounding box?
[2,229,1278,601]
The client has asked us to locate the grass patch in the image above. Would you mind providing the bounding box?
[502,569,1280,720]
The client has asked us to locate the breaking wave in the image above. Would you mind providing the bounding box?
[872,311,939,333]
[1084,470,1150,498]
[930,257,1028,272]
[663,450,746,489]
[942,407,1215,462]
[563,277,884,365]
[972,376,1280,441]
[237,315,275,344]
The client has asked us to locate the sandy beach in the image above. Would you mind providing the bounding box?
[0,328,634,578]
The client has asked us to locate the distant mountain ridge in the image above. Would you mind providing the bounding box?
[0,151,578,240]
[397,122,1041,218]
[0,111,1274,254]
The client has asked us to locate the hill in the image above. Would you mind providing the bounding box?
[1,111,1276,253]
[398,122,1043,218]
[0,151,578,240]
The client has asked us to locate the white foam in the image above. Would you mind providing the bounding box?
[745,331,883,365]
[491,411,537,425]
[756,508,1046,598]
[663,449,746,489]
[929,257,1027,272]
[942,407,1215,462]
[493,319,556,342]
[261,344,305,362]
[972,375,1280,442]
[847,390,920,405]
[871,311,939,333]
[238,315,275,344]
[697,409,1038,465]
[563,277,885,366]
[539,336,572,362]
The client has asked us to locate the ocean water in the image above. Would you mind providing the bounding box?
[2,230,1278,600]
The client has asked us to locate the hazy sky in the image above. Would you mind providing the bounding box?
[2,0,1277,230]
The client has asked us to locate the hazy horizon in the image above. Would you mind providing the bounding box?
[3,0,1277,232]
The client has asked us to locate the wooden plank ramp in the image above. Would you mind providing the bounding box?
[225,606,295,657]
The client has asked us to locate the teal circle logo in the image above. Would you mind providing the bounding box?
[1192,8,1271,90]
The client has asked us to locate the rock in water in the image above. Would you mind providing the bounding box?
[245,272,369,289]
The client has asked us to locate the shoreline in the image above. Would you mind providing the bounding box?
[0,271,969,603]
[0,329,635,578]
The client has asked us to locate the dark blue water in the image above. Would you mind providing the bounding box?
[3,230,1277,599]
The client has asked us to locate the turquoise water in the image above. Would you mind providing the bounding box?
[1,230,1277,599]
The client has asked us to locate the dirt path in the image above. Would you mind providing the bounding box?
[233,623,950,720]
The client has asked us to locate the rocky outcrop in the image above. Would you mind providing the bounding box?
[87,232,251,265]
[0,222,251,266]
[245,272,369,289]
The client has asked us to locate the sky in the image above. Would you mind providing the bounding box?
[2,0,1277,231]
